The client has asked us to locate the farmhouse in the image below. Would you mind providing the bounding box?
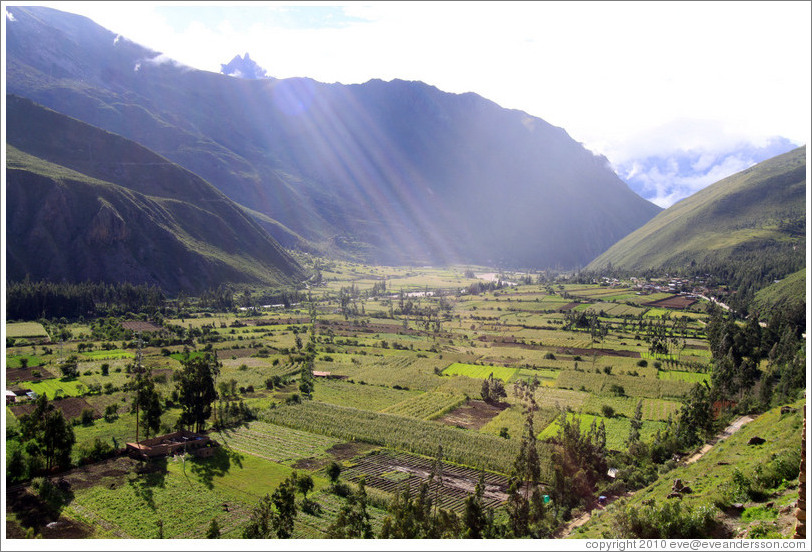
[126,429,219,460]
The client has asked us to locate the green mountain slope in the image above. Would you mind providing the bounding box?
[586,147,806,281]
[6,96,306,293]
[750,268,806,319]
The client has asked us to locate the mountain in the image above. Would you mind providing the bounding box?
[5,6,661,269]
[615,137,801,208]
[220,52,269,79]
[586,147,806,304]
[5,95,306,293]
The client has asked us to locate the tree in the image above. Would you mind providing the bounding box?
[131,370,162,440]
[329,478,373,538]
[326,461,342,484]
[19,393,75,472]
[175,354,219,433]
[243,474,298,539]
[295,472,314,500]
[462,472,489,538]
[627,400,643,446]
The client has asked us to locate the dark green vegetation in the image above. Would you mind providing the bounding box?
[6,5,660,269]
[586,147,806,315]
[5,264,805,539]
[6,96,305,293]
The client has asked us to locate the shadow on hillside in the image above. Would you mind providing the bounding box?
[127,458,168,511]
[188,447,244,490]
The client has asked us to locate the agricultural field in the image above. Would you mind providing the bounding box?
[442,362,517,381]
[11,262,789,542]
[6,321,50,339]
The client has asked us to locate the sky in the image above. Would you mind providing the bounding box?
[8,0,812,207]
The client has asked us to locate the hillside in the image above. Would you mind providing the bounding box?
[5,96,306,293]
[750,268,806,319]
[586,147,806,302]
[571,401,805,539]
[5,5,661,268]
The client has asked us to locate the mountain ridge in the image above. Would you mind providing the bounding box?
[6,5,661,269]
[5,95,307,293]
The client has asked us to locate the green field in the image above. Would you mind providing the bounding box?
[6,321,49,339]
[538,412,667,451]
[442,363,517,381]
[657,370,711,384]
[81,349,135,360]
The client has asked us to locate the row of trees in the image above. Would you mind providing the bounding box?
[7,280,165,320]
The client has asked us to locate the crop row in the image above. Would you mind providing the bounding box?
[382,391,467,420]
[215,421,341,463]
[260,401,550,478]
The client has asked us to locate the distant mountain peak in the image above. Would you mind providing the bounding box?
[220,52,268,79]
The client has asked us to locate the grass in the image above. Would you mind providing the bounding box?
[443,363,517,381]
[81,349,135,360]
[658,370,711,384]
[20,377,87,399]
[65,449,307,538]
[5,354,44,369]
[538,412,666,450]
[6,321,49,339]
[573,400,805,539]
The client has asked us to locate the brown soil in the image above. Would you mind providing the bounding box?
[342,450,512,512]
[325,441,379,461]
[559,302,581,311]
[437,399,508,429]
[121,320,162,332]
[556,346,641,358]
[10,397,102,422]
[291,457,330,471]
[643,295,697,309]
[6,366,55,383]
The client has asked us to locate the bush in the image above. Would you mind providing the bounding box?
[77,437,115,464]
[613,500,717,538]
[637,360,648,367]
[100,363,110,376]
[601,405,615,418]
[104,404,119,422]
[80,408,95,426]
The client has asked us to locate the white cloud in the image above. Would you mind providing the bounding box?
[6,9,16,21]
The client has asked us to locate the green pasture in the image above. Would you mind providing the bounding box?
[539,412,666,451]
[5,354,44,369]
[443,363,517,381]
[6,321,49,339]
[81,349,135,360]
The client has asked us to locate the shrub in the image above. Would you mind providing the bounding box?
[104,404,119,422]
[637,360,648,367]
[100,363,110,376]
[80,408,95,426]
[613,501,717,538]
[31,370,42,379]
[601,405,615,418]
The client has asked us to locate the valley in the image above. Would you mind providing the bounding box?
[5,263,805,539]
